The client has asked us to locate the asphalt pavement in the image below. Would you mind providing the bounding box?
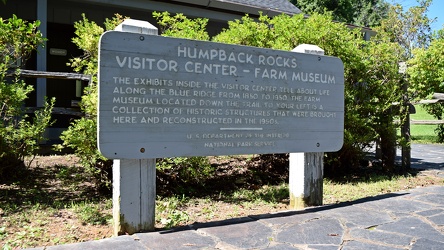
[30,144,444,250]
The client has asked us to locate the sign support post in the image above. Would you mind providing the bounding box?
[289,44,325,209]
[289,152,324,208]
[111,19,158,235]
[113,159,156,235]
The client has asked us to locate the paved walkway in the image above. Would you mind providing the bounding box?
[405,143,444,171]
[31,144,444,250]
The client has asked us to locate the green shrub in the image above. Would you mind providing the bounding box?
[55,14,126,192]
[213,12,406,172]
[157,157,213,184]
[56,117,112,192]
[0,15,53,176]
[153,11,210,41]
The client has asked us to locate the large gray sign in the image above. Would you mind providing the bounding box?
[98,31,344,159]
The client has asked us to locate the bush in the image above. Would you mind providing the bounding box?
[0,15,53,177]
[213,12,406,172]
[153,11,210,41]
[157,157,213,184]
[54,14,126,192]
[56,117,112,192]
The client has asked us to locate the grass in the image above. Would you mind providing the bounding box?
[409,105,441,143]
[323,172,443,204]
[0,199,113,249]
[410,124,438,143]
[71,200,113,226]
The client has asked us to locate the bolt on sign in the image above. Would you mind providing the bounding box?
[98,31,344,159]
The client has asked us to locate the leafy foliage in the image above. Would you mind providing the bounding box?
[213,14,278,48]
[56,14,128,192]
[153,11,210,41]
[157,157,213,184]
[60,13,215,190]
[409,28,444,102]
[375,1,443,142]
[363,0,435,165]
[214,12,405,170]
[352,0,390,27]
[375,0,433,60]
[0,15,53,176]
[409,29,444,141]
[291,0,389,27]
[0,15,45,67]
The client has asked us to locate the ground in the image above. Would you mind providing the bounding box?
[0,153,442,248]
[0,154,289,248]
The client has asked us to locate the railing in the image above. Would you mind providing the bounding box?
[7,69,91,116]
[8,69,91,81]
[413,93,444,125]
[410,120,444,125]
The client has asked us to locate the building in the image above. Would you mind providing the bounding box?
[1,0,302,143]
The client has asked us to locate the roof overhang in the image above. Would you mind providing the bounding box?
[171,0,299,17]
[68,0,298,23]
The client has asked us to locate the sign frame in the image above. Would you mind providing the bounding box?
[98,31,344,159]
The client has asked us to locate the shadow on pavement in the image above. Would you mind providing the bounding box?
[157,191,407,234]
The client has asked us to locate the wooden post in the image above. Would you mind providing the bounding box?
[401,91,411,169]
[289,44,325,209]
[112,19,158,236]
[289,152,324,208]
[113,159,156,234]
[401,114,411,169]
[399,62,411,170]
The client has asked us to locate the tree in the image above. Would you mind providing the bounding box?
[353,0,391,27]
[372,0,434,165]
[365,29,405,169]
[0,15,54,176]
[376,0,433,61]
[408,29,444,141]
[290,0,390,27]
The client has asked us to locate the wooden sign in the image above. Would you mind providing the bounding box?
[98,31,344,159]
